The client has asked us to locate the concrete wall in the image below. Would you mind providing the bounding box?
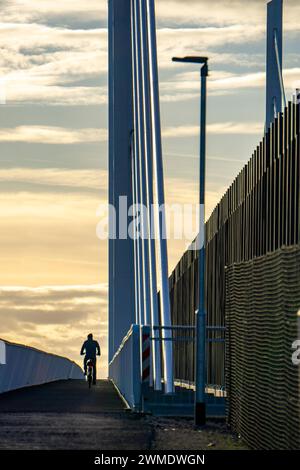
[0,339,83,394]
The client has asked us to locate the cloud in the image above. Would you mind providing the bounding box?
[0,126,107,144]
[1,0,107,24]
[0,2,299,106]
[0,119,264,145]
[156,25,265,68]
[4,84,106,106]
[164,174,228,270]
[155,0,300,31]
[5,0,299,33]
[164,174,225,216]
[165,70,265,92]
[0,21,266,106]
[161,92,199,103]
[0,166,228,286]
[0,168,107,192]
[154,25,277,74]
[160,68,300,102]
[0,284,106,304]
[0,23,107,105]
[0,284,109,377]
[163,122,263,138]
[2,23,264,106]
[0,190,107,286]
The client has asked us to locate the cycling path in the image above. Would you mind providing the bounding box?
[0,380,153,449]
[0,380,247,450]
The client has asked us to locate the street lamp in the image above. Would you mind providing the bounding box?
[172,56,209,426]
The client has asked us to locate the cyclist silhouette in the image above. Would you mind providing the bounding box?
[80,333,101,384]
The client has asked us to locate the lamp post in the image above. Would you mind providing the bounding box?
[172,56,209,426]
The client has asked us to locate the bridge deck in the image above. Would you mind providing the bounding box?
[0,380,153,450]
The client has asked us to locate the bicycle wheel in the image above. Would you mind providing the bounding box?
[88,372,92,389]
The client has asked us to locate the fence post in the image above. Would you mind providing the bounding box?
[195,60,208,427]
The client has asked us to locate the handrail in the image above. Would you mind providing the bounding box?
[0,337,80,366]
[108,324,135,367]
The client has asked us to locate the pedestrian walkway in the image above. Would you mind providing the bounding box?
[0,380,153,449]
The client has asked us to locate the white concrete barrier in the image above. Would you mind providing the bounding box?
[0,338,83,394]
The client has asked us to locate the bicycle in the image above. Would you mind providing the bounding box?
[86,359,94,389]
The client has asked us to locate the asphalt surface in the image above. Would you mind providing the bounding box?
[0,380,153,450]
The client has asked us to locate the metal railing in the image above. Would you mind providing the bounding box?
[109,324,141,411]
[109,323,225,416]
[152,325,226,397]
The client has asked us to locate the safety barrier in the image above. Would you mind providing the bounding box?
[109,324,141,411]
[225,245,300,450]
[168,101,300,388]
[151,322,226,396]
[0,339,83,394]
[109,324,225,417]
[141,326,151,384]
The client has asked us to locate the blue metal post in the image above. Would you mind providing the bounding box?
[146,0,174,395]
[130,139,140,325]
[133,0,152,327]
[140,0,162,390]
[195,62,208,426]
[131,1,144,326]
[266,0,284,130]
[171,55,208,412]
[108,0,135,361]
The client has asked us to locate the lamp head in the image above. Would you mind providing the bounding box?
[172,56,208,65]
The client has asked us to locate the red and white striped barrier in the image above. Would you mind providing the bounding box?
[141,326,150,383]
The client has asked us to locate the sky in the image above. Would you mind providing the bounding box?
[0,0,299,377]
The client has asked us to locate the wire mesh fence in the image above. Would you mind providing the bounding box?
[225,245,300,450]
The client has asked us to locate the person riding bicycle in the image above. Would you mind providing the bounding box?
[80,333,101,385]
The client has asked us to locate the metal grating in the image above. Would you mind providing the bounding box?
[225,245,300,450]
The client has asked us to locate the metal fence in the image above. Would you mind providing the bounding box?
[225,245,300,450]
[169,101,300,388]
[151,325,225,393]
[109,324,141,411]
[109,324,225,416]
